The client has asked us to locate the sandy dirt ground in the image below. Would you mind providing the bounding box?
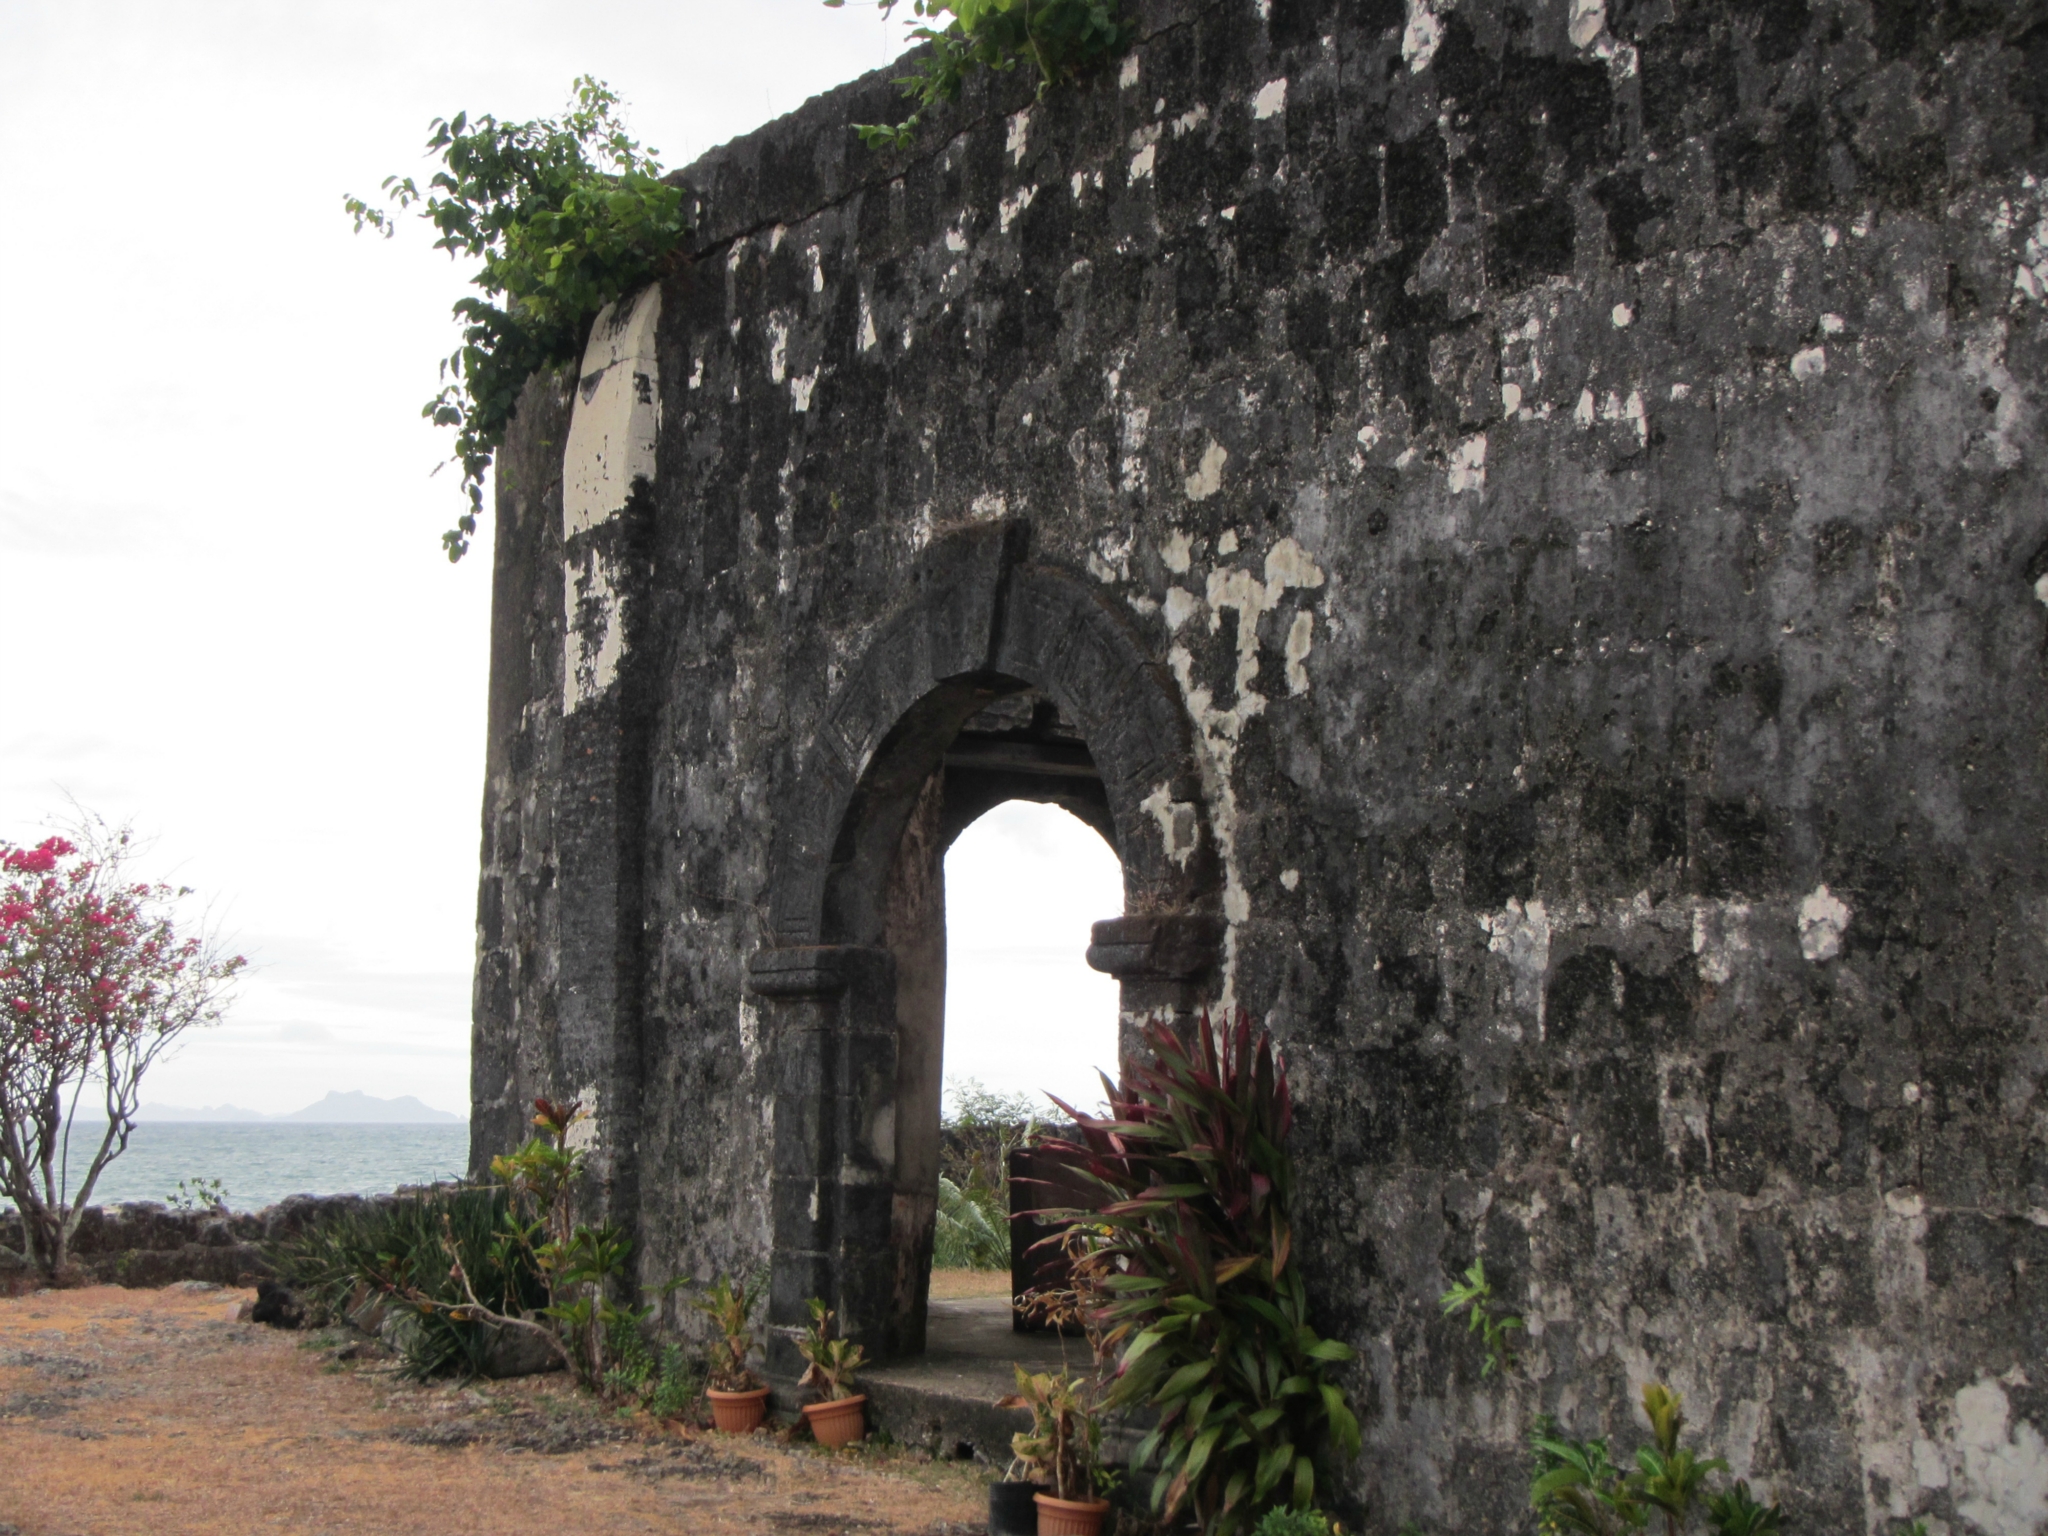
[0,1283,988,1536]
[925,1269,1011,1301]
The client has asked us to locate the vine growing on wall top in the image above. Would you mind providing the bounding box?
[345,78,690,561]
[826,0,1135,149]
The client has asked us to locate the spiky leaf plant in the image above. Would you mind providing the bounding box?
[1034,1008,1361,1534]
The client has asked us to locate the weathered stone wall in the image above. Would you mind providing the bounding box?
[0,1195,383,1289]
[474,0,2048,1529]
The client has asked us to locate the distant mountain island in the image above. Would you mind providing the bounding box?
[142,1091,464,1125]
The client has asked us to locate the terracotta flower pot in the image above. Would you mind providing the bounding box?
[1033,1491,1111,1536]
[800,1392,867,1448]
[705,1386,770,1434]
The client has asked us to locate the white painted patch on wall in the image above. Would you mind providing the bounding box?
[1186,439,1229,500]
[1791,345,1827,381]
[562,285,662,539]
[1448,433,1488,494]
[1253,78,1288,119]
[1950,1381,2048,1536]
[1480,897,1551,1038]
[1798,885,1851,961]
[1568,0,1606,48]
[1403,0,1446,72]
[565,546,626,710]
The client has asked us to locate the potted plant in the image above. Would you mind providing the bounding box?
[796,1298,869,1449]
[997,1364,1112,1536]
[689,1273,770,1433]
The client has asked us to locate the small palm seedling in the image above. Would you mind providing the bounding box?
[1633,1385,1729,1536]
[1439,1257,1525,1378]
[1704,1480,1783,1536]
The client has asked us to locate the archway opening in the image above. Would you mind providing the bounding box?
[873,687,1128,1359]
[929,799,1121,1315]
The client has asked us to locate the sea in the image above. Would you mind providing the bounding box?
[8,1123,473,1213]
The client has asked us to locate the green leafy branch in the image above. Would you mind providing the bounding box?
[824,0,1135,150]
[1439,1257,1525,1378]
[345,77,690,560]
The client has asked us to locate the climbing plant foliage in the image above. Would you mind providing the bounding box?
[825,0,1135,149]
[345,78,690,561]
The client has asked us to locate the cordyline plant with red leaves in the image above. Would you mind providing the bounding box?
[1033,1009,1362,1534]
[0,825,244,1280]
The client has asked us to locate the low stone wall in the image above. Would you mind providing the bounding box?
[0,1193,411,1288]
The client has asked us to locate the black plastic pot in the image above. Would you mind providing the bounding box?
[988,1479,1047,1534]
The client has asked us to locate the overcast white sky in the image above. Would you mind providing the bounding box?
[0,1,1121,1119]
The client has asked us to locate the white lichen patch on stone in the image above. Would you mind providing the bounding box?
[767,314,791,383]
[1172,105,1209,137]
[1612,302,1634,327]
[970,492,1008,521]
[999,184,1038,233]
[563,284,661,539]
[1139,781,1202,870]
[1402,0,1445,72]
[1163,586,1201,631]
[564,1082,603,1153]
[1947,1381,2048,1536]
[1162,528,1193,573]
[1253,78,1288,119]
[1119,53,1140,90]
[1006,107,1032,164]
[858,290,878,353]
[1185,438,1229,500]
[1280,868,1300,891]
[565,537,625,709]
[1448,433,1488,494]
[790,372,817,412]
[1129,143,1156,181]
[1284,611,1316,694]
[1791,345,1828,381]
[1569,0,1606,48]
[1691,900,1752,984]
[1479,898,1551,1039]
[1799,885,1851,961]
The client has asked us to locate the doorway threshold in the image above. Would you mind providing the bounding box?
[861,1296,1110,1464]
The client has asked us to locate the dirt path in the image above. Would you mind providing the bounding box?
[0,1284,987,1536]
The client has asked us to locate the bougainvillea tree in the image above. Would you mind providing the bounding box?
[0,825,243,1279]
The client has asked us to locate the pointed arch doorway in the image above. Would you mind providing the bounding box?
[744,523,1224,1372]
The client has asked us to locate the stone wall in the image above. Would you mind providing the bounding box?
[473,1,2048,1529]
[0,1196,378,1289]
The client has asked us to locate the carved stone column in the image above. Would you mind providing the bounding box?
[1086,913,1229,1071]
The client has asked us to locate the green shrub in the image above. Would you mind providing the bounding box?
[1252,1506,1338,1536]
[345,78,689,560]
[267,1184,543,1380]
[825,0,1136,149]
